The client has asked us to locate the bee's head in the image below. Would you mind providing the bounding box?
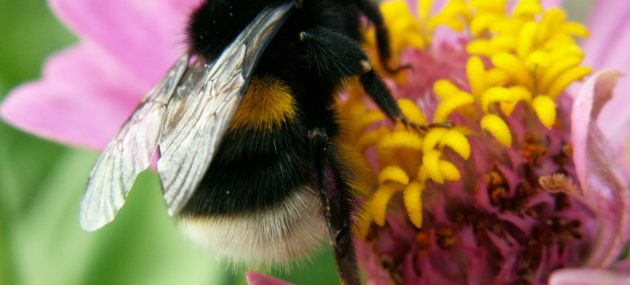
[187,0,280,59]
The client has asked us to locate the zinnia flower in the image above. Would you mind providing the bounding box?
[1,1,629,285]
[339,0,630,284]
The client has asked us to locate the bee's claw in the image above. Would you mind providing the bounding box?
[397,116,453,132]
[385,63,413,74]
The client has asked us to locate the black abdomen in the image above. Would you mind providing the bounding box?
[181,119,314,216]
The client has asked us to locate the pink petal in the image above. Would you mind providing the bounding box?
[571,70,630,267]
[245,272,293,285]
[582,1,630,151]
[49,0,202,85]
[0,41,148,149]
[549,269,630,285]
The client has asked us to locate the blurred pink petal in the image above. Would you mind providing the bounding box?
[49,0,201,84]
[542,0,563,8]
[581,1,630,171]
[0,41,148,149]
[571,70,630,267]
[245,272,293,285]
[549,269,630,285]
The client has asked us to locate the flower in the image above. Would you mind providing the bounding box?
[337,0,630,284]
[1,0,202,149]
[1,1,629,285]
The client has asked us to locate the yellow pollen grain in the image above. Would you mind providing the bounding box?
[491,52,534,89]
[517,22,538,58]
[550,45,584,61]
[470,12,500,37]
[469,0,506,13]
[467,56,487,96]
[467,40,500,57]
[486,68,510,86]
[433,93,475,122]
[423,128,446,153]
[439,160,461,181]
[481,86,513,112]
[370,184,400,226]
[399,98,428,123]
[544,33,578,50]
[440,130,471,159]
[526,50,550,71]
[230,76,295,130]
[541,8,567,32]
[532,95,556,128]
[540,56,582,91]
[430,0,470,32]
[423,150,444,184]
[378,130,424,151]
[492,34,519,51]
[481,114,512,147]
[379,165,410,185]
[561,22,590,38]
[547,66,592,98]
[500,86,532,115]
[512,0,542,18]
[403,181,424,228]
[434,79,462,99]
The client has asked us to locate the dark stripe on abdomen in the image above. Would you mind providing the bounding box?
[181,122,313,216]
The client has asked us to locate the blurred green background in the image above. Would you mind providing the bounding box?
[0,1,592,285]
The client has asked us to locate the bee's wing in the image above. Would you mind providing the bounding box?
[156,1,295,215]
[80,54,190,231]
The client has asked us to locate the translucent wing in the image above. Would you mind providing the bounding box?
[157,1,295,215]
[80,54,190,231]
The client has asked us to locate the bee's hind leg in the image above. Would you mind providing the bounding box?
[308,128,360,285]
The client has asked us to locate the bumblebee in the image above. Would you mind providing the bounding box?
[80,0,436,284]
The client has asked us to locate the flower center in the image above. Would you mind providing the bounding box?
[339,0,595,283]
[342,0,591,235]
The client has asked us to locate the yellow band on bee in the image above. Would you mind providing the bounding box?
[230,76,296,131]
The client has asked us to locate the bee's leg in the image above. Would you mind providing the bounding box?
[308,128,360,285]
[355,0,411,74]
[359,67,453,131]
[300,28,448,131]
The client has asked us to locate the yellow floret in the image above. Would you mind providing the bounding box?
[433,93,475,122]
[379,165,410,185]
[467,56,487,96]
[434,79,462,99]
[423,150,444,184]
[378,131,424,151]
[440,130,471,159]
[532,95,556,128]
[439,160,461,181]
[403,181,425,227]
[370,184,400,226]
[399,98,428,124]
[481,114,512,147]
